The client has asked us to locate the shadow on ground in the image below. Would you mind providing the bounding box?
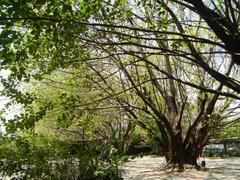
[121,156,240,180]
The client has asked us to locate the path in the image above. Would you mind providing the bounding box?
[121,156,240,179]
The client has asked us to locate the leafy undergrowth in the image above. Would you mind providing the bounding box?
[0,134,127,179]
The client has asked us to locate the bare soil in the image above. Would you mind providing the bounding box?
[121,155,240,179]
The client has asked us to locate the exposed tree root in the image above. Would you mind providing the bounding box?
[160,162,203,172]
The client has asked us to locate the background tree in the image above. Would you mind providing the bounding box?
[31,69,144,154]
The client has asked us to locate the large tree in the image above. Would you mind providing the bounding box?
[0,0,240,170]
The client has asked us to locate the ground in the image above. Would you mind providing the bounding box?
[121,155,240,179]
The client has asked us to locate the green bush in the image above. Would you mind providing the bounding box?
[0,135,125,179]
[204,148,240,157]
[228,149,240,157]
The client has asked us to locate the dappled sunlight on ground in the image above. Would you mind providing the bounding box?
[121,156,240,179]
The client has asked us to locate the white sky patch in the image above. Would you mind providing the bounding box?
[0,70,10,107]
[0,69,11,79]
[0,70,13,132]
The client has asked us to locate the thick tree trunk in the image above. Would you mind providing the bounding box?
[164,135,202,170]
[167,153,198,167]
[165,148,200,170]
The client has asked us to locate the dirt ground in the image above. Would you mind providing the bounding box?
[121,155,240,180]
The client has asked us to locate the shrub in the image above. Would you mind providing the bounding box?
[0,135,125,179]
